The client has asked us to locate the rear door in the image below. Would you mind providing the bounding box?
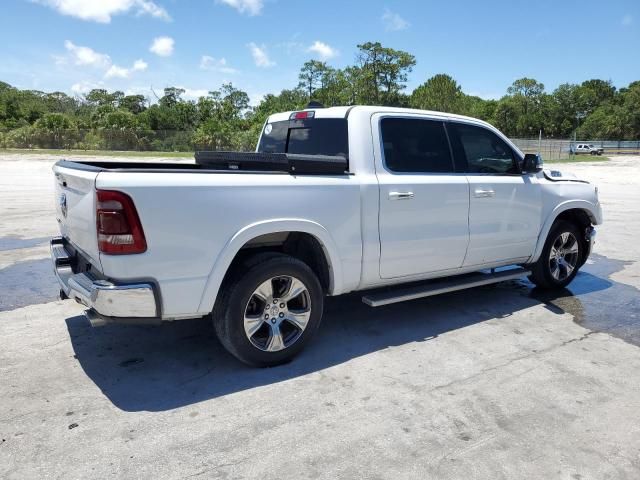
[447,121,541,267]
[53,163,101,268]
[373,115,470,279]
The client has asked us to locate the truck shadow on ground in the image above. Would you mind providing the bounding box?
[65,255,637,412]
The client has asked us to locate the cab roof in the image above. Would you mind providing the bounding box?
[267,105,494,129]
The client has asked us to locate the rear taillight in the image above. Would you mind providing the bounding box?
[96,190,147,255]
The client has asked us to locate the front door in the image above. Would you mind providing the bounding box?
[447,121,542,267]
[374,115,470,279]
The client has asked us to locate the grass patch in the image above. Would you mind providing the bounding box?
[546,156,610,164]
[0,148,194,158]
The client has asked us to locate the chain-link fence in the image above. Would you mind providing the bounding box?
[511,138,640,161]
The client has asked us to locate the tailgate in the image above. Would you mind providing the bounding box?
[53,163,101,269]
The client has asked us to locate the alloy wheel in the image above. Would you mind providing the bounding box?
[548,231,580,281]
[243,275,312,352]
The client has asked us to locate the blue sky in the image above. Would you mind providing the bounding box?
[1,0,638,103]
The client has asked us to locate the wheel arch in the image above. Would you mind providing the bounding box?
[530,201,600,264]
[197,219,343,314]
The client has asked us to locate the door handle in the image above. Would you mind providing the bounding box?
[474,189,495,198]
[389,191,414,200]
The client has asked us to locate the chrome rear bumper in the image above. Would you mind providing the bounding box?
[50,237,158,320]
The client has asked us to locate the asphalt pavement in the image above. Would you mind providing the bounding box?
[1,154,639,479]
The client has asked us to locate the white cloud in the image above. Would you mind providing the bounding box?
[124,86,150,96]
[133,59,148,71]
[307,41,338,61]
[150,36,174,57]
[58,40,149,79]
[52,54,68,66]
[34,0,170,23]
[180,87,210,100]
[247,42,275,68]
[199,55,238,74]
[277,40,306,55]
[622,14,633,26]
[382,9,410,31]
[64,40,111,68]
[105,59,148,78]
[61,42,148,79]
[134,0,170,20]
[70,80,104,94]
[218,0,263,16]
[105,64,130,78]
[248,91,266,107]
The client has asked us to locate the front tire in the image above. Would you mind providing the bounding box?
[212,253,324,367]
[528,220,582,289]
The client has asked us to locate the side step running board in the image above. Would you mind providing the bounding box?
[362,268,530,307]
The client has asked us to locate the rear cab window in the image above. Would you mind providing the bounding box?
[258,117,349,158]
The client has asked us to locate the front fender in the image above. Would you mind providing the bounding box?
[197,218,344,314]
[530,199,602,263]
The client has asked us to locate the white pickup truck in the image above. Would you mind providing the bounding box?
[51,106,602,366]
[572,143,605,156]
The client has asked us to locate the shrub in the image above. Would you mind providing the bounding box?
[32,113,79,148]
[5,126,35,148]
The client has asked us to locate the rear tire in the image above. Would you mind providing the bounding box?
[212,252,324,367]
[528,220,582,289]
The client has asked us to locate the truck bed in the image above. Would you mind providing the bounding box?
[52,155,362,319]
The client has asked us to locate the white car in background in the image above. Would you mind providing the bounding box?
[51,106,602,366]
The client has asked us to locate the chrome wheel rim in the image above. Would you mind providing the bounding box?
[548,232,579,281]
[243,275,311,352]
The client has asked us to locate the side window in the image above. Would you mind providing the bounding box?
[450,123,519,174]
[380,118,454,173]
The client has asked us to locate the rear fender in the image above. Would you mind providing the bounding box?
[197,219,343,314]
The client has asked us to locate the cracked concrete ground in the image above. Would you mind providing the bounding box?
[1,154,639,479]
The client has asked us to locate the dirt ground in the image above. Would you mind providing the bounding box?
[1,153,639,479]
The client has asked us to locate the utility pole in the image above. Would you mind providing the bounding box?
[538,129,542,155]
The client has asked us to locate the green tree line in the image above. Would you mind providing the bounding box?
[1,41,639,152]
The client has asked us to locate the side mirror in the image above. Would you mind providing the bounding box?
[521,153,543,173]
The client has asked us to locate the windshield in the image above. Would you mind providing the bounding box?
[258,119,349,158]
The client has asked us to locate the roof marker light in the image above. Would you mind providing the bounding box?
[290,111,315,120]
